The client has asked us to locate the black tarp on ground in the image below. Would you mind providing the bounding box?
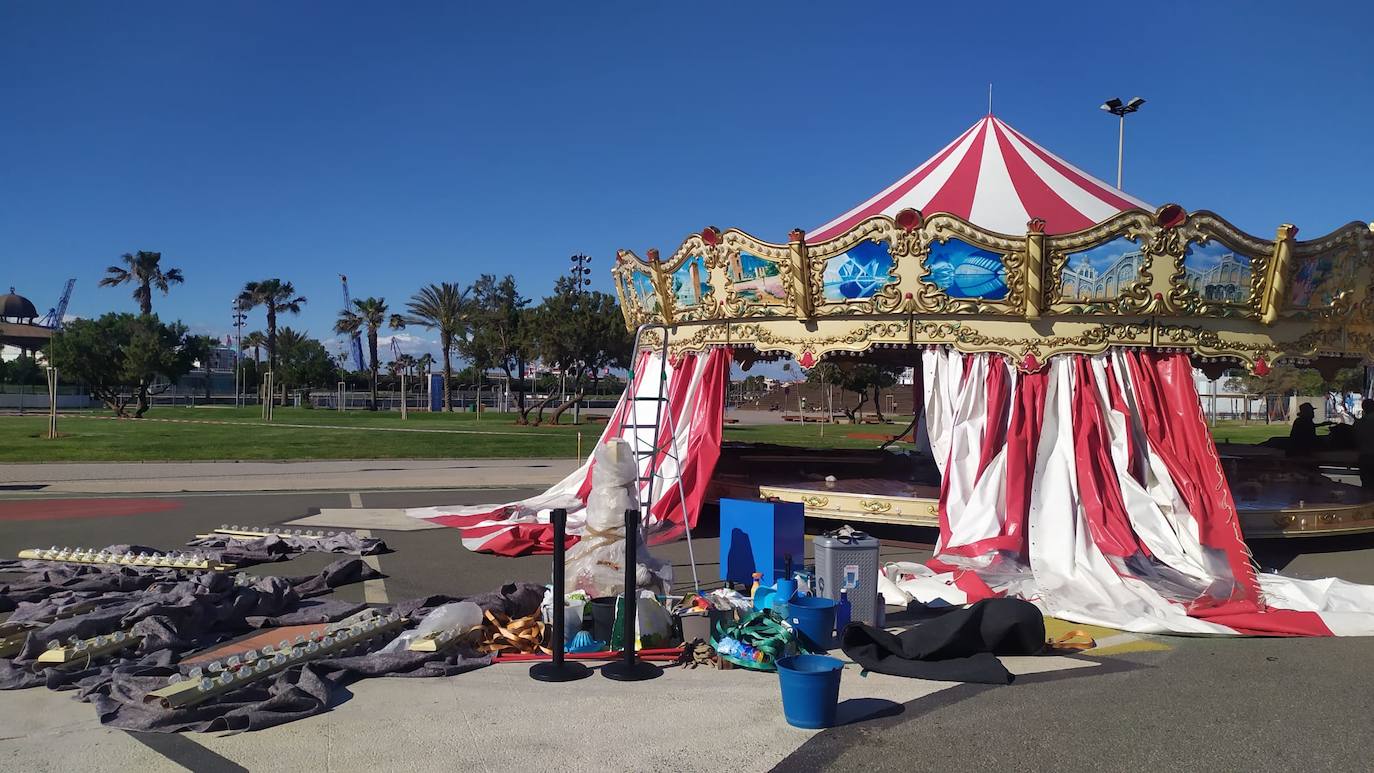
[839,598,1047,684]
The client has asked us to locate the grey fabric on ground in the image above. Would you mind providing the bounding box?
[0,558,381,691]
[185,532,389,564]
[2,557,544,734]
[90,583,544,733]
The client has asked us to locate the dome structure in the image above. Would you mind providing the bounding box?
[0,288,39,322]
[808,115,1152,239]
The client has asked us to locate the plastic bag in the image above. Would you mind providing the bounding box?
[542,589,590,644]
[707,588,753,614]
[378,601,482,653]
[609,591,676,650]
[565,440,673,597]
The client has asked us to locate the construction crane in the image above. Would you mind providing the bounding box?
[339,275,365,372]
[41,278,76,330]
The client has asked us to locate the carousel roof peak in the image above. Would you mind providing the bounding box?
[808,114,1153,240]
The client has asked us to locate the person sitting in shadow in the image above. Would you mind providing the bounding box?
[1287,403,1333,458]
[1356,399,1374,489]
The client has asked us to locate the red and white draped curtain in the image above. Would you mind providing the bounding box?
[923,347,1374,636]
[407,348,731,556]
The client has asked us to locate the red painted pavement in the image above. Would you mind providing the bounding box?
[0,498,183,522]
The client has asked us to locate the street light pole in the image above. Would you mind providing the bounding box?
[1100,96,1145,189]
[232,300,247,409]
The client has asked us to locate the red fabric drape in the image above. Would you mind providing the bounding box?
[1121,350,1329,635]
[1071,358,1143,558]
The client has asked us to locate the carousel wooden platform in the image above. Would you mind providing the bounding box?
[709,445,1374,539]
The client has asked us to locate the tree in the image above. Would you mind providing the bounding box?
[48,313,195,417]
[98,251,184,316]
[238,280,307,373]
[1225,364,1364,421]
[807,362,900,423]
[241,330,267,367]
[397,283,468,412]
[334,297,390,411]
[458,275,537,423]
[415,352,435,375]
[532,277,632,425]
[2,355,43,386]
[185,335,220,400]
[275,327,340,404]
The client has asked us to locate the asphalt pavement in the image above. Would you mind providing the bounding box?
[3,486,1374,771]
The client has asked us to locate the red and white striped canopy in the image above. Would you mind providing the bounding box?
[808,115,1153,240]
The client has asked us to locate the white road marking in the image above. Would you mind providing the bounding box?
[348,492,389,603]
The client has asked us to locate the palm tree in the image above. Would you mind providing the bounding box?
[416,352,436,375]
[98,251,184,316]
[335,297,389,411]
[238,280,307,372]
[241,331,267,367]
[398,283,468,411]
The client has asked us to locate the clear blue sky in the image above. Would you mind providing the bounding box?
[2,1,1370,358]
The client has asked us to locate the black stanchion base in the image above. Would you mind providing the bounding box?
[529,660,593,682]
[601,659,663,682]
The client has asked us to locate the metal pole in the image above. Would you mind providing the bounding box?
[530,508,591,682]
[46,367,58,439]
[1211,377,1218,428]
[602,508,661,681]
[1116,114,1125,190]
[401,373,407,420]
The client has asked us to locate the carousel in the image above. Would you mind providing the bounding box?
[609,114,1374,541]
[415,113,1374,636]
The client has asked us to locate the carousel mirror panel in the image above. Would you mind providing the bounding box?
[1287,251,1359,310]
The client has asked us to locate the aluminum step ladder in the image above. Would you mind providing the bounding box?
[627,322,700,591]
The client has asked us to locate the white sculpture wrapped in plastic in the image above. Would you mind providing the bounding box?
[564,439,673,597]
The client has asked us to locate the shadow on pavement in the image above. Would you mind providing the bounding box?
[834,697,904,725]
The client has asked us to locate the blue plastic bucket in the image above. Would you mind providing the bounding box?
[776,654,844,729]
[774,578,798,602]
[787,595,837,652]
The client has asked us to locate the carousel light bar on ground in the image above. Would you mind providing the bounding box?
[36,630,142,666]
[0,599,101,658]
[144,612,408,709]
[197,525,353,540]
[17,547,236,572]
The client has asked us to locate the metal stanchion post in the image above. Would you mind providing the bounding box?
[46,367,58,439]
[602,508,662,681]
[530,509,592,682]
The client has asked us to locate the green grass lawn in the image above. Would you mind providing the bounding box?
[0,407,1296,463]
[0,407,589,462]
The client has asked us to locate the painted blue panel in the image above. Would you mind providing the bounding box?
[822,240,895,301]
[1183,241,1252,304]
[670,255,710,307]
[730,251,787,302]
[925,239,1008,300]
[1061,236,1143,302]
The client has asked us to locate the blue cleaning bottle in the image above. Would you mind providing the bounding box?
[836,588,852,633]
